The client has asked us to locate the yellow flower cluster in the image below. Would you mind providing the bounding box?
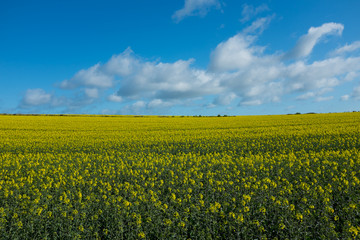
[0,113,359,239]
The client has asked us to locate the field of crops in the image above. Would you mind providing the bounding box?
[0,113,359,239]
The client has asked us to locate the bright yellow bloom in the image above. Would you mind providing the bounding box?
[138,232,146,239]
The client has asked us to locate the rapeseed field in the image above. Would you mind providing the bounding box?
[0,113,359,239]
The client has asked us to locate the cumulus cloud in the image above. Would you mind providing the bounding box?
[84,88,99,99]
[108,94,123,102]
[112,56,221,101]
[332,41,360,55]
[240,99,262,106]
[340,95,350,101]
[315,96,333,102]
[296,91,316,100]
[240,4,269,23]
[172,0,221,22]
[21,20,360,114]
[296,88,334,101]
[21,89,52,107]
[285,56,360,92]
[344,72,358,81]
[60,64,114,89]
[147,99,175,109]
[20,87,105,112]
[209,13,277,72]
[286,23,344,59]
[208,22,360,106]
[119,101,147,115]
[213,93,237,105]
[209,34,262,71]
[104,32,359,109]
[104,47,140,76]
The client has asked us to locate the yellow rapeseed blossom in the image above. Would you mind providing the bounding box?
[138,232,146,239]
[0,113,359,239]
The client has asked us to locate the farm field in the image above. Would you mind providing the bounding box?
[0,113,360,239]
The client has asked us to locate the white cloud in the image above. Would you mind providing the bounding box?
[296,88,333,101]
[240,99,262,106]
[315,96,333,102]
[209,22,360,106]
[209,34,259,71]
[22,21,360,114]
[243,15,275,34]
[147,99,174,109]
[296,91,316,100]
[21,89,52,106]
[84,88,99,99]
[55,48,221,112]
[116,57,220,100]
[344,72,359,81]
[240,4,269,23]
[119,101,147,114]
[172,0,221,22]
[341,95,350,101]
[332,41,360,55]
[213,93,237,105]
[60,63,114,89]
[104,47,140,76]
[285,57,360,91]
[133,101,146,108]
[108,94,123,102]
[286,22,344,59]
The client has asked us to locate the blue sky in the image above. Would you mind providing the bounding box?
[1,0,360,115]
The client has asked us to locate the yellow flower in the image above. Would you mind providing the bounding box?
[349,226,358,237]
[179,221,186,228]
[123,200,131,207]
[37,207,43,216]
[138,232,146,239]
[326,207,334,213]
[16,221,23,229]
[296,213,303,221]
[279,223,286,230]
[237,214,244,223]
[243,194,251,203]
[259,207,266,214]
[244,206,250,213]
[136,217,142,225]
[290,204,295,211]
[79,225,84,232]
[164,218,172,226]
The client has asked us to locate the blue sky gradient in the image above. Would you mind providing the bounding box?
[1,0,360,115]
